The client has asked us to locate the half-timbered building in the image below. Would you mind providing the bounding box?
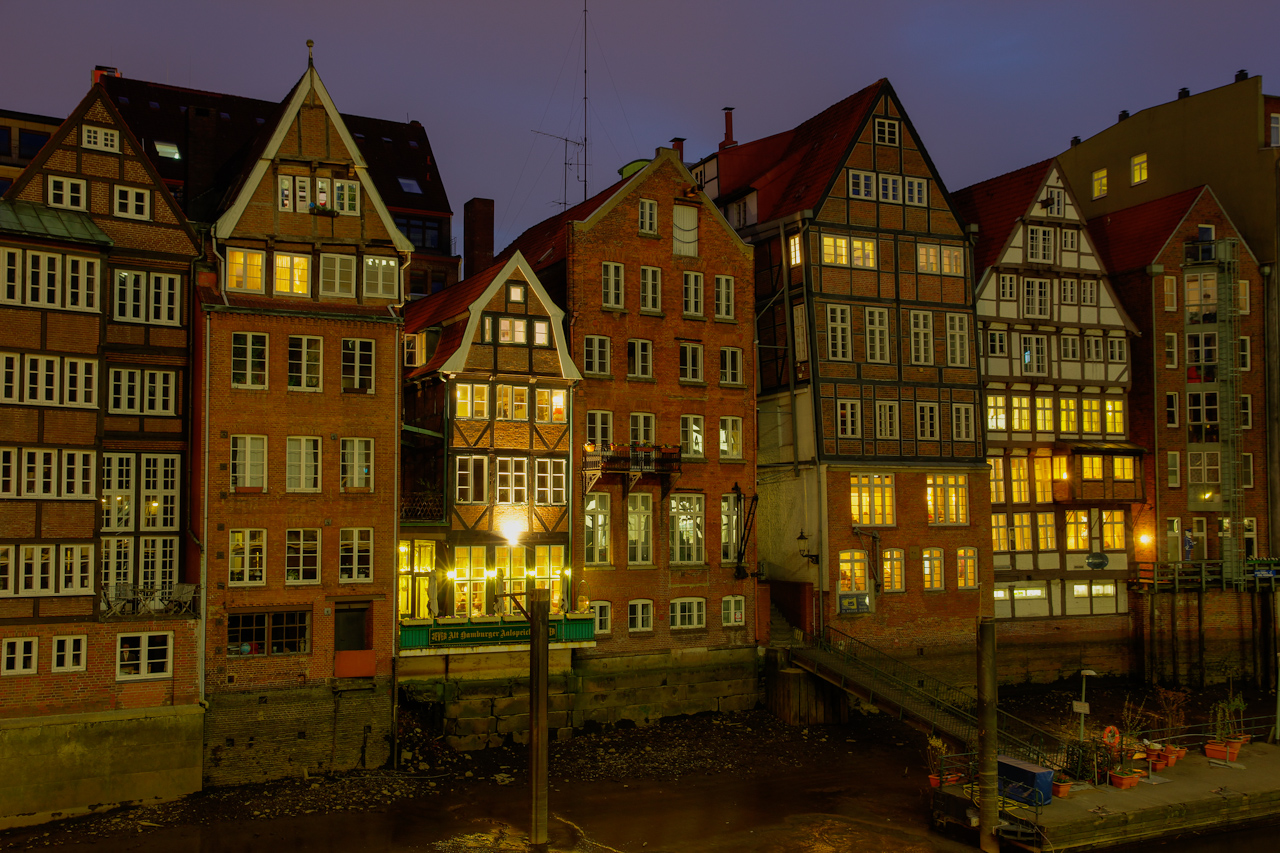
[694,81,989,679]
[955,160,1140,631]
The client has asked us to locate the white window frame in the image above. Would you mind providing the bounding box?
[714,275,735,320]
[678,342,703,381]
[822,235,849,266]
[1023,279,1050,318]
[230,435,266,490]
[941,246,964,276]
[602,262,624,309]
[534,458,567,505]
[51,635,87,672]
[682,271,704,316]
[669,495,705,564]
[288,335,323,391]
[275,252,311,296]
[719,416,743,459]
[874,118,899,146]
[875,401,899,440]
[495,457,529,504]
[339,528,373,582]
[81,125,120,152]
[672,204,698,257]
[879,176,902,204]
[721,594,746,626]
[849,170,876,199]
[455,455,487,504]
[638,199,657,234]
[231,332,268,389]
[628,598,653,631]
[341,338,375,393]
[680,415,704,458]
[584,492,610,564]
[865,307,889,363]
[952,403,974,441]
[910,311,933,365]
[48,175,87,211]
[591,601,612,634]
[669,596,706,629]
[904,177,927,206]
[585,410,612,445]
[340,437,374,490]
[229,530,266,585]
[630,413,655,445]
[1021,334,1048,375]
[113,185,151,221]
[828,304,851,361]
[2,637,38,675]
[720,347,742,385]
[334,179,360,215]
[364,256,398,299]
[1027,226,1054,263]
[226,249,265,292]
[916,403,938,440]
[286,436,321,493]
[319,253,355,297]
[628,339,653,379]
[286,528,321,584]
[945,314,969,366]
[639,266,661,312]
[837,400,861,439]
[628,495,653,564]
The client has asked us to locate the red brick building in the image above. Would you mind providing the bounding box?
[694,82,991,677]
[1089,186,1269,683]
[0,84,203,823]
[185,60,415,784]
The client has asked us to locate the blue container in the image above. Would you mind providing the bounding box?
[997,755,1052,806]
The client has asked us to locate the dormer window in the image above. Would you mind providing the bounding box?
[397,177,422,193]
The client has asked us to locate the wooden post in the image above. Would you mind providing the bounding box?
[529,589,549,849]
[977,617,999,853]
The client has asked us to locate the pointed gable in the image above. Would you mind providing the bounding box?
[953,159,1054,276]
[1087,186,1206,275]
[4,85,197,259]
[213,64,413,254]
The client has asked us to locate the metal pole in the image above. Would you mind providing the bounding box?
[529,588,550,849]
[1079,673,1087,743]
[1273,651,1280,744]
[977,617,999,853]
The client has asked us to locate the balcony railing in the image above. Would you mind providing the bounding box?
[100,583,200,620]
[401,490,446,523]
[399,613,596,651]
[581,444,682,494]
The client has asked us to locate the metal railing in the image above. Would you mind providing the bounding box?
[401,491,446,522]
[100,582,200,620]
[1135,560,1280,592]
[581,446,682,476]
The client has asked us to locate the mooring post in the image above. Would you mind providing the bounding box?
[529,589,550,849]
[978,617,999,853]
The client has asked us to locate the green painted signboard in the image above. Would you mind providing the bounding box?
[400,617,595,650]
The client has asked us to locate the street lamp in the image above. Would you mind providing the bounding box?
[1079,669,1097,742]
[796,529,821,565]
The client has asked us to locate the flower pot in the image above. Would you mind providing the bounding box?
[1053,780,1073,798]
[1149,757,1168,772]
[1109,771,1138,790]
[929,774,941,788]
[929,773,962,788]
[1205,741,1239,761]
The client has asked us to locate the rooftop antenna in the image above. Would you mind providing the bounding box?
[531,130,584,211]
[307,39,314,67]
[581,0,589,202]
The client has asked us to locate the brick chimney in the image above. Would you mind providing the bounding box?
[720,108,737,151]
[670,137,685,162]
[463,198,494,281]
[1236,69,1249,83]
[92,65,120,85]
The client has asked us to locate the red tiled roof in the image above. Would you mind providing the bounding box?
[1087,187,1205,274]
[712,80,885,223]
[403,259,506,334]
[495,176,628,271]
[952,159,1054,275]
[407,321,467,379]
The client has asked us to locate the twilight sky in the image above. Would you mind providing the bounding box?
[4,1,1279,251]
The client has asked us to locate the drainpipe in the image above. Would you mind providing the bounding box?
[777,221,800,479]
[199,309,210,702]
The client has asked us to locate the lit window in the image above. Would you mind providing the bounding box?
[926,474,968,525]
[822,235,849,265]
[670,496,705,564]
[1131,153,1147,185]
[1092,168,1107,199]
[882,549,904,592]
[227,249,265,292]
[839,550,868,593]
[850,474,894,526]
[851,238,876,268]
[1114,456,1135,481]
[922,548,944,590]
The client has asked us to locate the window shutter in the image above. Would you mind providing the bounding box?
[672,205,698,257]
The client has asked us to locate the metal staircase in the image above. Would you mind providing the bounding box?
[789,625,1082,773]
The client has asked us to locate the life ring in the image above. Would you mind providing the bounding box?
[1103,726,1121,746]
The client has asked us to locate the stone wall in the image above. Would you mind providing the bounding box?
[202,678,393,786]
[400,646,763,750]
[0,704,203,829]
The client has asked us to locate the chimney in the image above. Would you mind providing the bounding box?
[1179,87,1190,99]
[92,65,120,85]
[463,198,494,281]
[1071,136,1081,147]
[719,108,737,151]
[670,137,685,162]
[1236,69,1249,83]
[1118,110,1130,122]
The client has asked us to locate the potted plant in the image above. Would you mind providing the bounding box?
[1108,767,1139,789]
[1052,771,1073,798]
[1205,699,1240,760]
[1224,690,1249,744]
[926,735,955,787]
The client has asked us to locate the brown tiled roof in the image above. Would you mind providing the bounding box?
[952,159,1054,275]
[406,322,466,380]
[710,81,885,223]
[495,176,628,271]
[99,74,452,224]
[1087,187,1205,274]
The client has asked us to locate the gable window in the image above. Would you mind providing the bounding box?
[1131,153,1148,184]
[672,204,698,256]
[1091,168,1107,199]
[714,275,734,320]
[638,198,657,234]
[640,266,661,312]
[849,170,875,199]
[1108,338,1126,364]
[910,311,933,365]
[628,340,652,378]
[48,176,86,211]
[1023,279,1050,318]
[874,118,899,146]
[837,400,861,438]
[788,234,802,266]
[827,305,851,360]
[1080,280,1097,305]
[1062,230,1078,251]
[498,317,527,343]
[275,253,310,296]
[999,274,1016,300]
[231,332,268,388]
[601,262,623,308]
[1044,188,1064,217]
[822,235,849,265]
[941,246,963,276]
[81,125,120,152]
[865,307,888,363]
[288,336,322,390]
[905,178,927,206]
[341,339,374,392]
[584,336,610,375]
[278,175,295,211]
[917,244,939,273]
[334,180,359,215]
[683,271,704,316]
[878,175,901,203]
[113,186,151,221]
[227,249,265,292]
[678,343,703,381]
[1027,227,1054,263]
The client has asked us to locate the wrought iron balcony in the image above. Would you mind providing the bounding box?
[401,490,446,523]
[580,444,682,495]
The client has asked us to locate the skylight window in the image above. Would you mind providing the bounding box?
[408,140,419,149]
[398,177,423,194]
[155,141,181,160]
[149,101,160,110]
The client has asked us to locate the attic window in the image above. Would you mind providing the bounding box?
[255,117,265,125]
[117,96,130,105]
[382,137,393,144]
[155,141,181,160]
[353,132,365,139]
[179,105,187,114]
[219,112,230,121]
[149,101,160,110]
[397,177,423,194]
[408,140,419,149]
